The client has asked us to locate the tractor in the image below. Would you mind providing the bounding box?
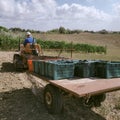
[13,41,43,71]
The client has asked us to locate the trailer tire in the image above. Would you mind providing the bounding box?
[93,93,106,107]
[82,97,94,108]
[43,84,63,114]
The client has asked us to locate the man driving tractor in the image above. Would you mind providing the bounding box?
[22,32,43,56]
[23,31,36,47]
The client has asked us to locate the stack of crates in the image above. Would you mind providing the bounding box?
[32,60,40,74]
[30,59,120,79]
[95,61,120,78]
[74,60,97,78]
[32,60,45,76]
[39,60,45,76]
[30,56,66,76]
[45,60,78,80]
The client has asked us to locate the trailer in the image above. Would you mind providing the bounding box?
[28,72,120,114]
[13,52,120,114]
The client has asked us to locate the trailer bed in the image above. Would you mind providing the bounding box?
[48,78,120,97]
[29,72,120,114]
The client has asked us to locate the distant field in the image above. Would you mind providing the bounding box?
[33,33,120,61]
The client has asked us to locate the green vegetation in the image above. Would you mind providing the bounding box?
[0,33,19,50]
[38,40,106,53]
[0,26,9,32]
[1,25,120,34]
[0,25,120,60]
[0,31,106,54]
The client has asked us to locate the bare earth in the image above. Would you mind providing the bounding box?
[0,51,120,120]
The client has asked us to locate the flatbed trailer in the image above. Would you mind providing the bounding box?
[29,72,120,114]
[13,53,120,114]
[49,78,120,97]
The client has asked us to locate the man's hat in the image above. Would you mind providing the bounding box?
[26,31,31,35]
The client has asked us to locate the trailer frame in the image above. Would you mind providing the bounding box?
[28,72,120,114]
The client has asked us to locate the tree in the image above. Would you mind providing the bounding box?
[99,29,108,34]
[59,26,66,34]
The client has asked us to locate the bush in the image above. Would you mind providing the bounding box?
[0,33,20,50]
[0,26,9,32]
[59,27,66,34]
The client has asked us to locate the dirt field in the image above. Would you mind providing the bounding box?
[0,51,120,120]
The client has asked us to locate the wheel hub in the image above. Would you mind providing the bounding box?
[45,92,52,105]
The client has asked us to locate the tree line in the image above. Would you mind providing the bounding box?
[0,26,120,34]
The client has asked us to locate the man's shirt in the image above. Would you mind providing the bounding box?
[23,37,36,46]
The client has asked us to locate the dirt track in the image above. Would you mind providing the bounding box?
[0,51,120,120]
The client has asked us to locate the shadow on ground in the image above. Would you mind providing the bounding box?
[1,62,26,73]
[0,88,106,120]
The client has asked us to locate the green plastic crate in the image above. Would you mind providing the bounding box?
[95,61,120,78]
[33,60,40,74]
[44,61,49,77]
[46,60,75,80]
[44,60,56,77]
[74,60,97,78]
[33,60,46,76]
[38,61,45,76]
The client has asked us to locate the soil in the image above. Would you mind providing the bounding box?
[0,51,120,120]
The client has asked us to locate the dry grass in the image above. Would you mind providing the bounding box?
[92,91,120,120]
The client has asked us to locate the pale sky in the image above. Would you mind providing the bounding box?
[0,0,120,31]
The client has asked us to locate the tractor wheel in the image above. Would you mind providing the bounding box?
[43,84,63,114]
[13,54,23,71]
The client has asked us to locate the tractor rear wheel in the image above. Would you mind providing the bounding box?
[13,54,23,71]
[43,84,63,114]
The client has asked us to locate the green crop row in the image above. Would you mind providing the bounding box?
[0,33,106,53]
[37,40,106,53]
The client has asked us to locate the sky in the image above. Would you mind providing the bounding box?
[0,0,120,31]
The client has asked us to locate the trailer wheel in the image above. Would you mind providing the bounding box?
[82,97,94,108]
[82,93,106,108]
[43,84,63,114]
[93,93,106,107]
